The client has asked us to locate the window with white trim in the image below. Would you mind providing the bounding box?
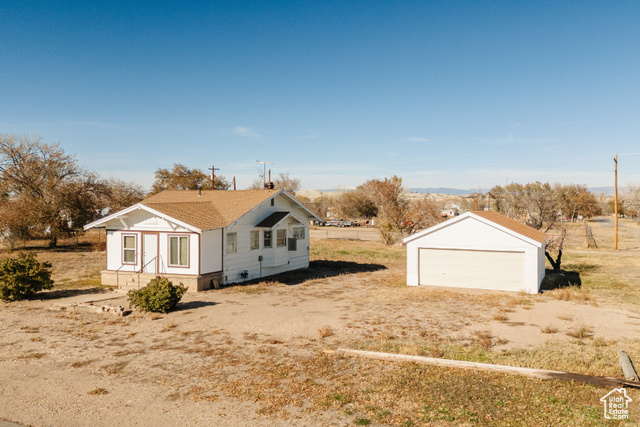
[264,230,272,248]
[250,230,259,250]
[123,235,136,264]
[227,232,237,253]
[276,229,287,247]
[293,226,305,240]
[169,235,189,266]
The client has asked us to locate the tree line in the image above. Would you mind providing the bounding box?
[3,132,637,250]
[0,133,303,248]
[0,133,144,248]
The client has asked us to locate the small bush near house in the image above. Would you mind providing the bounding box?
[127,277,187,313]
[0,253,54,302]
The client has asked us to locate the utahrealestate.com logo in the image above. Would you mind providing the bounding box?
[600,388,632,420]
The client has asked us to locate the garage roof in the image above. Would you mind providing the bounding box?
[403,210,547,246]
[471,211,547,243]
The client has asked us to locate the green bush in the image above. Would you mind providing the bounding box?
[0,253,54,302]
[127,277,187,313]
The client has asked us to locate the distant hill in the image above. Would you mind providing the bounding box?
[410,186,617,196]
[409,188,475,195]
[312,186,617,197]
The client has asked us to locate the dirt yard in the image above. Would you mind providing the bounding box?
[1,218,639,426]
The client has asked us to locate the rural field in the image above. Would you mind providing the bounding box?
[1,217,639,426]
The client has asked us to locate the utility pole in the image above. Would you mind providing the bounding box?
[614,155,618,250]
[209,165,220,190]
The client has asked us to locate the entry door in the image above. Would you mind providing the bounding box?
[142,234,158,273]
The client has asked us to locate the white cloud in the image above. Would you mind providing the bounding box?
[233,126,262,140]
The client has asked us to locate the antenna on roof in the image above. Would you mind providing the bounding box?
[256,160,273,189]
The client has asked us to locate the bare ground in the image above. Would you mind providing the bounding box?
[0,218,639,426]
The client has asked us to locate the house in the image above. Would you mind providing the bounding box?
[403,211,547,294]
[83,189,321,292]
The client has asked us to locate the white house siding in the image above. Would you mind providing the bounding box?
[406,215,544,294]
[221,194,310,284]
[200,229,223,274]
[156,231,200,276]
[104,208,201,277]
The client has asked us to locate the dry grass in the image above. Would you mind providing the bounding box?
[492,313,509,322]
[87,388,109,395]
[540,325,559,334]
[1,222,639,425]
[545,286,591,302]
[161,321,177,332]
[318,326,334,339]
[566,325,594,339]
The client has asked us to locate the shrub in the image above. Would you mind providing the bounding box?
[0,253,54,302]
[127,277,187,313]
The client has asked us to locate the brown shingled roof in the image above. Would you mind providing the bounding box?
[141,190,279,230]
[472,211,547,243]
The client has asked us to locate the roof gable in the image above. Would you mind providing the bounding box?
[403,211,547,246]
[85,189,321,232]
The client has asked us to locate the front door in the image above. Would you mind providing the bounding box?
[142,233,158,274]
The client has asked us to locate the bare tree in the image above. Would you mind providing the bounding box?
[0,133,79,246]
[0,133,144,247]
[623,183,640,219]
[274,172,301,195]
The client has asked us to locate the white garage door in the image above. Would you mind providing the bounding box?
[418,248,526,292]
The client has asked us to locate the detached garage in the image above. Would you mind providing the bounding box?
[403,211,547,294]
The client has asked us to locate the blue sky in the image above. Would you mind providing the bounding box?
[1,1,638,192]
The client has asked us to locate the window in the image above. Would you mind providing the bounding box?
[227,232,237,253]
[264,230,272,248]
[250,230,259,250]
[277,229,287,247]
[169,235,189,266]
[293,227,305,240]
[288,238,297,251]
[123,235,136,264]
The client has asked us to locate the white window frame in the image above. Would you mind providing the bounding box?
[227,232,237,253]
[293,226,305,240]
[250,230,259,250]
[264,230,272,248]
[276,229,287,247]
[122,234,137,264]
[169,235,189,267]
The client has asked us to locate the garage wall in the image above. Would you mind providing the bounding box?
[405,215,544,294]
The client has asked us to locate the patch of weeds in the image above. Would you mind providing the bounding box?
[266,339,284,344]
[18,352,46,360]
[546,286,590,302]
[354,418,371,425]
[187,385,219,402]
[70,359,96,368]
[87,388,108,395]
[103,360,129,374]
[331,393,353,406]
[162,321,177,332]
[566,325,593,339]
[472,330,494,349]
[318,326,334,338]
[540,325,559,334]
[492,313,509,322]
